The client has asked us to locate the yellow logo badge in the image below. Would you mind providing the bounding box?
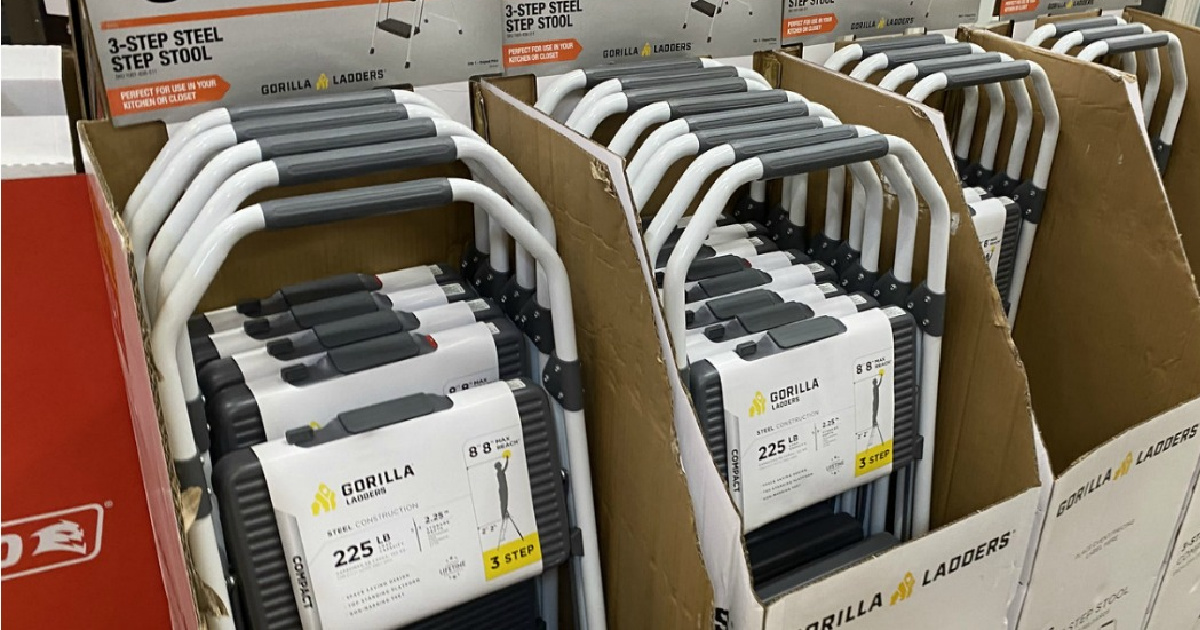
[315,73,329,90]
[1113,451,1134,480]
[890,572,916,605]
[877,18,886,29]
[311,483,337,516]
[749,391,767,417]
[641,43,652,57]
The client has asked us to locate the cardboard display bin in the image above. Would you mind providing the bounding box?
[80,117,479,628]
[955,27,1200,630]
[475,47,1046,628]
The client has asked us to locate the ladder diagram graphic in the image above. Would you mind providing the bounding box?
[682,0,754,43]
[370,0,465,68]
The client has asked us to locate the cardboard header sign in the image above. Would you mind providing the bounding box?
[500,0,782,75]
[81,0,506,125]
[997,0,1134,21]
[781,0,979,46]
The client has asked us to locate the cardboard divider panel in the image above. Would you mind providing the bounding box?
[1126,8,1200,286]
[960,28,1200,472]
[475,79,715,629]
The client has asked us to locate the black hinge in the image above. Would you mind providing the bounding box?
[542,354,584,412]
[517,299,556,355]
[872,271,912,308]
[1009,179,1047,225]
[905,282,946,337]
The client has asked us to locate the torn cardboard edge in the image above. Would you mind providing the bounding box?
[478,53,1044,628]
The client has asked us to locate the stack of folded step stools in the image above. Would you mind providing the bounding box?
[826,34,1062,326]
[127,89,607,630]
[538,59,953,600]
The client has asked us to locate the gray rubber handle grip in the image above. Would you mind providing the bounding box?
[311,310,410,347]
[911,53,1004,79]
[728,125,860,162]
[941,61,1032,88]
[882,43,974,68]
[271,136,457,186]
[617,66,740,89]
[323,333,426,375]
[335,392,454,435]
[684,101,812,130]
[582,59,706,85]
[1104,33,1169,54]
[1049,16,1122,36]
[695,117,824,152]
[231,103,409,142]
[257,119,440,159]
[858,34,949,55]
[758,135,890,178]
[227,90,396,121]
[261,178,455,229]
[623,78,749,110]
[1075,25,1151,44]
[667,90,789,118]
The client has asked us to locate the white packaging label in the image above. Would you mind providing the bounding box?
[703,223,757,245]
[387,283,455,311]
[714,307,898,532]
[970,198,1008,280]
[378,265,439,293]
[253,322,501,440]
[710,237,764,259]
[255,382,542,629]
[411,301,483,333]
[811,293,869,317]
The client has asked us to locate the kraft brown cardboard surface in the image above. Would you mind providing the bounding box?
[1126,9,1200,286]
[475,78,714,629]
[757,52,1039,527]
[960,28,1200,472]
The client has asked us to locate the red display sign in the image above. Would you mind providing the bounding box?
[2,175,175,628]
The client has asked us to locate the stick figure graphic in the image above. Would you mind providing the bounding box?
[495,450,524,544]
[869,373,886,446]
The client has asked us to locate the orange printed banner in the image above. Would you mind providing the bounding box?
[782,13,839,38]
[503,39,582,68]
[107,75,231,116]
[999,0,1040,14]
